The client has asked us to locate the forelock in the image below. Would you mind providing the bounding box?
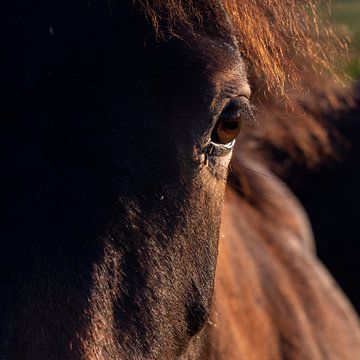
[129,0,345,97]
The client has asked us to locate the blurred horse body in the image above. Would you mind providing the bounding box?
[1,1,360,359]
[290,83,360,314]
[212,161,360,358]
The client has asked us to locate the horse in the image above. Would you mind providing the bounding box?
[0,1,359,359]
[289,81,360,314]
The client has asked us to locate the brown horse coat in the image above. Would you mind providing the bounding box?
[2,1,360,359]
[209,157,360,359]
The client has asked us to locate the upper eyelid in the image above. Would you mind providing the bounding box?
[220,96,257,125]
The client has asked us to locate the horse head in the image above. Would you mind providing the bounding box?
[0,1,250,358]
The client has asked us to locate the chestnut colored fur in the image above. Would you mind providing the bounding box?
[1,1,360,359]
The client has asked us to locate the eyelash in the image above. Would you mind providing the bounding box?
[223,96,256,124]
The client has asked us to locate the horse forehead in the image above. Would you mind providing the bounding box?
[0,1,247,97]
[0,1,110,37]
[203,41,247,88]
[0,1,119,93]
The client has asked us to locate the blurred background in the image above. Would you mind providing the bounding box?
[292,0,360,313]
[330,0,360,79]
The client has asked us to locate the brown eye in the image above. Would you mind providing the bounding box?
[211,97,245,146]
[212,117,242,145]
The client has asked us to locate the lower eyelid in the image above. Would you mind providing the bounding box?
[205,141,235,157]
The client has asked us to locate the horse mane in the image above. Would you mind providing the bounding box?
[132,0,344,91]
[129,0,351,175]
[130,0,350,170]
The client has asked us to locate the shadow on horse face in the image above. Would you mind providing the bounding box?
[0,1,249,359]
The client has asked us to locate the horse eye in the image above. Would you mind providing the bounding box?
[212,118,242,145]
[211,99,244,146]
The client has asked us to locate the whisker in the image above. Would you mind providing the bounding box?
[231,163,285,185]
[209,161,286,202]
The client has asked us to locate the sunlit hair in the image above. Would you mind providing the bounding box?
[133,0,345,96]
[132,0,350,169]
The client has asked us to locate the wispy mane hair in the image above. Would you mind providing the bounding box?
[131,0,350,169]
[132,0,345,96]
